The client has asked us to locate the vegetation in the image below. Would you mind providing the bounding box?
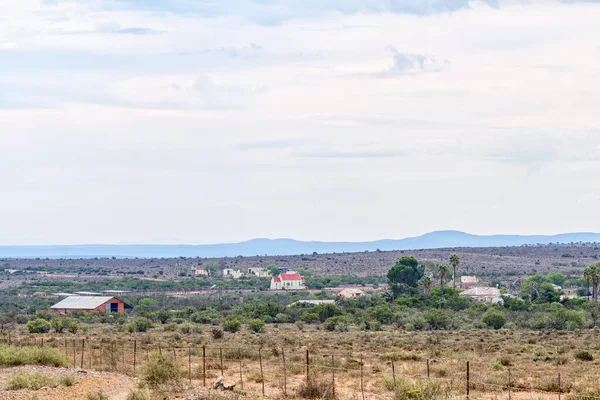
[141,351,182,388]
[0,345,68,367]
[6,371,79,390]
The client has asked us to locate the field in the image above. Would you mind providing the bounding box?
[2,325,600,399]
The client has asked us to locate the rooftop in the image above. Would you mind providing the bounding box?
[460,287,501,297]
[50,296,115,310]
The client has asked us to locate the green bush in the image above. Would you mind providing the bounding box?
[247,319,266,333]
[26,318,51,334]
[394,378,446,400]
[128,317,153,333]
[422,310,451,330]
[0,345,68,367]
[322,316,348,332]
[300,313,320,324]
[223,317,242,333]
[574,350,594,361]
[7,372,57,390]
[141,352,182,388]
[483,311,507,330]
[211,327,224,339]
[52,317,78,334]
[85,390,110,400]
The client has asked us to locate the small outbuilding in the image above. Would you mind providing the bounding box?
[338,288,365,299]
[459,287,503,305]
[50,296,129,315]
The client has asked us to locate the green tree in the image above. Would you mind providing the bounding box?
[546,272,566,287]
[267,265,281,277]
[26,318,51,334]
[482,311,507,330]
[247,319,265,333]
[223,317,242,333]
[436,264,449,295]
[449,254,460,289]
[421,276,433,297]
[387,256,424,298]
[312,303,343,323]
[583,266,593,302]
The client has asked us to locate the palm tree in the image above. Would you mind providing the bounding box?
[449,254,460,289]
[436,264,449,294]
[421,276,433,297]
[584,266,593,302]
[592,263,600,302]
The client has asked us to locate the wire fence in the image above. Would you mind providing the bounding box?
[2,335,599,399]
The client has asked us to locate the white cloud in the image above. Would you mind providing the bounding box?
[0,0,600,244]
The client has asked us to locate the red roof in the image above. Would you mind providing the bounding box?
[273,277,281,283]
[280,273,302,281]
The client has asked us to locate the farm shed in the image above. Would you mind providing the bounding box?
[50,296,129,315]
[338,288,365,298]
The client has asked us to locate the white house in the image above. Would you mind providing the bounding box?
[338,288,365,299]
[459,287,503,304]
[223,268,243,279]
[247,267,269,277]
[192,268,209,276]
[270,272,305,290]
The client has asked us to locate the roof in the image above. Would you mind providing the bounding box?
[339,288,364,294]
[460,287,501,297]
[280,273,302,281]
[50,296,116,310]
[272,277,281,283]
[73,291,102,296]
[460,276,477,283]
[290,300,335,306]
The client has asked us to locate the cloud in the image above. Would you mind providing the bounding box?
[115,27,161,35]
[373,47,449,77]
[235,139,319,150]
[294,149,407,159]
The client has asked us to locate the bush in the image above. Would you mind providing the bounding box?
[126,389,151,400]
[0,345,68,367]
[223,317,242,333]
[247,319,266,333]
[322,316,347,332]
[574,350,594,361]
[7,372,57,390]
[128,317,153,333]
[86,391,110,400]
[297,376,334,399]
[422,310,451,330]
[394,378,446,400]
[300,313,320,324]
[26,318,51,334]
[141,352,182,388]
[483,311,507,330]
[52,317,78,334]
[211,327,224,339]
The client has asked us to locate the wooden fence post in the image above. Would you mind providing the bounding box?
[239,359,244,390]
[64,338,68,358]
[133,340,137,372]
[80,339,85,369]
[466,361,470,400]
[427,359,430,379]
[188,346,192,383]
[558,373,561,400]
[508,369,511,400]
[332,354,335,398]
[41,337,44,348]
[202,345,206,387]
[392,359,396,389]
[306,349,310,381]
[220,348,224,376]
[282,348,287,396]
[360,355,365,400]
[72,340,76,368]
[259,348,265,397]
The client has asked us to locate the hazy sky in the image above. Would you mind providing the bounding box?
[1,0,600,245]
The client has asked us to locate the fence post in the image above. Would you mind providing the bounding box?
[360,354,365,400]
[188,346,192,383]
[81,339,85,369]
[558,373,561,400]
[427,359,430,379]
[332,354,335,398]
[41,337,44,348]
[239,358,244,390]
[508,369,511,400]
[173,347,176,362]
[202,345,206,387]
[392,359,396,389]
[306,349,310,381]
[259,348,265,397]
[64,338,68,358]
[466,361,470,400]
[72,340,76,368]
[100,338,103,366]
[133,340,137,372]
[282,348,287,396]
[220,348,224,376]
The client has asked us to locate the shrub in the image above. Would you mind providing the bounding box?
[247,319,266,333]
[223,317,242,333]
[499,356,513,366]
[322,316,347,332]
[574,350,594,361]
[141,352,182,388]
[0,345,68,367]
[85,391,110,400]
[394,378,446,400]
[59,374,79,387]
[128,317,153,333]
[300,313,320,324]
[297,376,334,399]
[179,323,193,334]
[52,317,78,334]
[422,310,451,330]
[483,311,507,330]
[26,318,51,334]
[126,389,151,400]
[211,327,224,339]
[7,372,57,390]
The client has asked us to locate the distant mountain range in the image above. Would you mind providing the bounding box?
[1,231,600,259]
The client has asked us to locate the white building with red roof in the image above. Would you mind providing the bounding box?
[270,271,305,290]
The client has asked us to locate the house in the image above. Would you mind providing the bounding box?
[289,300,335,306]
[73,291,102,296]
[459,287,503,305]
[192,268,209,276]
[460,276,478,289]
[270,272,305,290]
[32,292,47,297]
[338,288,365,299]
[50,296,129,315]
[222,268,243,279]
[247,267,269,277]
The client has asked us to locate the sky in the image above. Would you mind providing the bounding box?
[1,0,600,245]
